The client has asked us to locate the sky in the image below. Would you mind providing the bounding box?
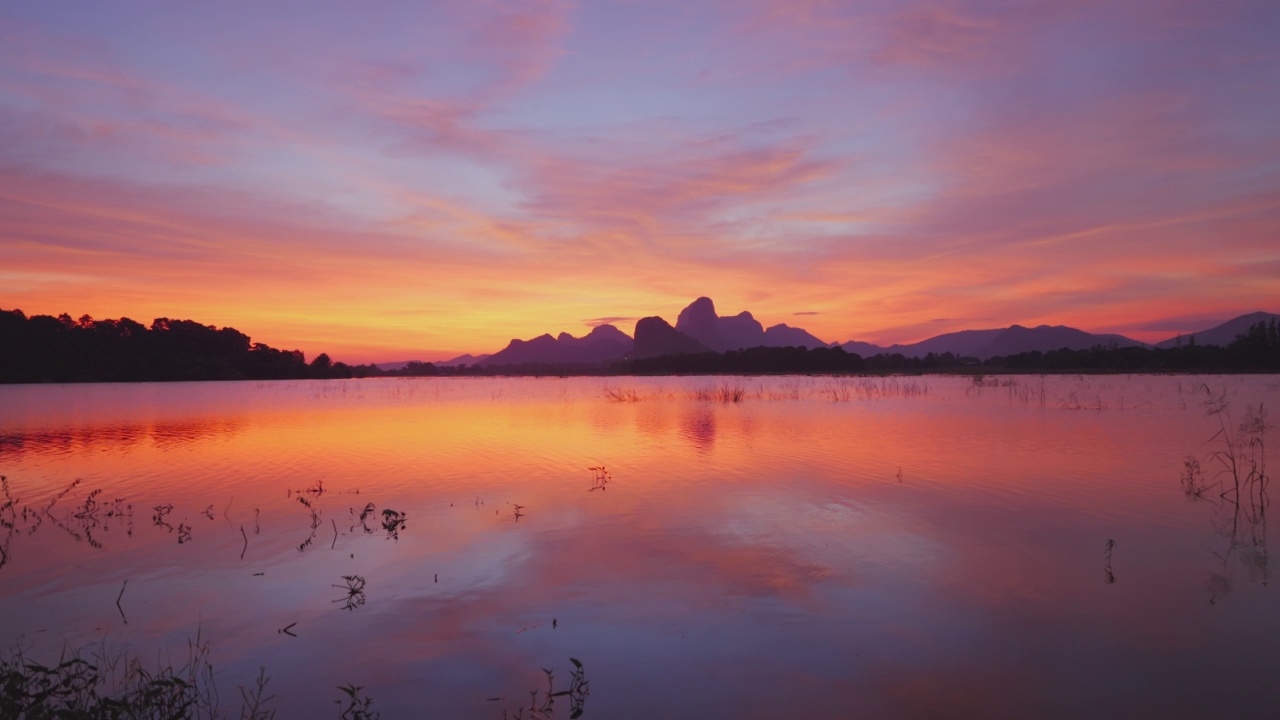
[1,0,1277,363]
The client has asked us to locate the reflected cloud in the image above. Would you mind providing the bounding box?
[0,418,242,458]
[679,405,717,453]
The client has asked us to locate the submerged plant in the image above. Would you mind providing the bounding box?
[335,683,379,720]
[0,634,235,719]
[380,509,406,540]
[333,574,367,611]
[1182,385,1270,603]
[1103,539,1116,585]
[602,385,643,402]
[587,466,610,492]
[497,658,589,720]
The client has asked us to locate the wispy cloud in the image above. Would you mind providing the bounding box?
[0,0,1276,358]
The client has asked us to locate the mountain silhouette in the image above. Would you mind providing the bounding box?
[436,353,491,367]
[1154,312,1280,349]
[762,323,829,348]
[675,297,828,351]
[432,301,1275,367]
[629,316,712,358]
[979,325,1144,358]
[842,325,1144,360]
[480,324,631,366]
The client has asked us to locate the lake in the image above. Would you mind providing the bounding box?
[1,374,1277,718]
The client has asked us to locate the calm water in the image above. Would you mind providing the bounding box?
[1,375,1277,718]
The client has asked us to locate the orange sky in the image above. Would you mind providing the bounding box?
[1,1,1277,362]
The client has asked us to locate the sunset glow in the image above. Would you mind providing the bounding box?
[2,1,1277,362]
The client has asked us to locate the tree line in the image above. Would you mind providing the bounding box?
[0,309,361,383]
[984,320,1279,372]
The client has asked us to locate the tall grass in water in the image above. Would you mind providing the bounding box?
[0,635,394,718]
[1187,385,1270,510]
[764,381,803,401]
[602,384,644,402]
[689,383,747,402]
[1181,385,1270,600]
[0,634,273,719]
[966,375,1048,405]
[823,377,930,401]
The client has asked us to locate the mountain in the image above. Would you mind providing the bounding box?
[1154,312,1280,349]
[677,297,764,351]
[762,323,829,348]
[480,324,632,366]
[629,316,712,359]
[840,328,1004,358]
[978,325,1144,358]
[675,297,827,351]
[437,353,491,368]
[454,299,1276,367]
[842,325,1144,360]
[839,340,885,357]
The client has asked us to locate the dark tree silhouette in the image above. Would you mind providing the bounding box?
[0,308,353,383]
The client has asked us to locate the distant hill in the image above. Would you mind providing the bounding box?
[763,323,829,348]
[979,325,1145,358]
[1155,312,1280,349]
[480,324,631,366]
[842,325,1144,360]
[436,353,491,368]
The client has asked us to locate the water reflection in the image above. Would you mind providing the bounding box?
[678,405,716,452]
[0,376,1277,718]
[0,418,243,458]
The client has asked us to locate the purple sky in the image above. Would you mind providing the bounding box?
[2,0,1277,361]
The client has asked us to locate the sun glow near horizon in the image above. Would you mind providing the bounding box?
[1,1,1277,363]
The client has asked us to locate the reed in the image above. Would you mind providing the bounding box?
[0,635,390,718]
[690,383,746,402]
[602,384,644,402]
[496,657,589,720]
[0,634,226,719]
[1182,385,1271,602]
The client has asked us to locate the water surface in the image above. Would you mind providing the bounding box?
[1,375,1276,718]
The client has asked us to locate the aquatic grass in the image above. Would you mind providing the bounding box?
[689,383,747,402]
[587,466,610,491]
[0,634,228,719]
[1198,385,1269,509]
[965,375,1048,405]
[0,636,392,719]
[764,381,803,401]
[333,575,367,611]
[496,658,589,720]
[602,384,644,402]
[335,683,379,720]
[1182,385,1271,603]
[379,509,406,540]
[821,377,930,401]
[1059,390,1107,411]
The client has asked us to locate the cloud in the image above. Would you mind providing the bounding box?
[0,0,1276,356]
[582,316,636,327]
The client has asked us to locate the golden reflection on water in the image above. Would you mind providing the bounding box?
[0,375,1277,718]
